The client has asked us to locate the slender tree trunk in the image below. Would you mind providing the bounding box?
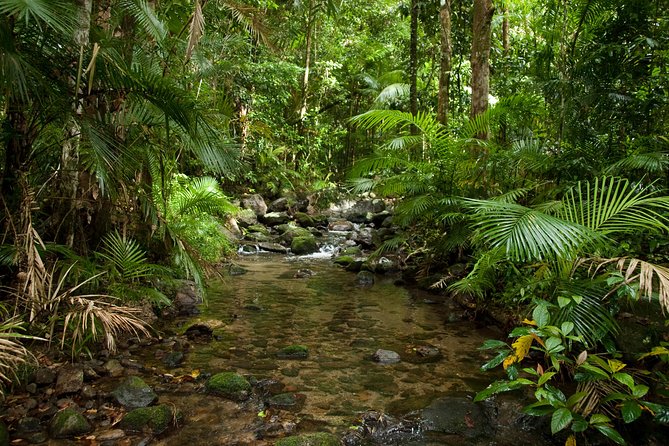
[437,0,452,127]
[409,0,419,119]
[299,0,316,123]
[470,0,494,138]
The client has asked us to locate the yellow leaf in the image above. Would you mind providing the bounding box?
[503,355,516,370]
[522,318,537,326]
[512,335,534,362]
[531,333,546,348]
[607,359,626,373]
[565,434,577,446]
[191,369,201,379]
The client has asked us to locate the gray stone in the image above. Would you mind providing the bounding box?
[268,197,290,212]
[163,351,185,369]
[257,242,289,253]
[356,271,375,286]
[371,349,401,364]
[422,396,491,439]
[328,220,354,231]
[103,359,124,378]
[111,376,157,409]
[34,367,56,385]
[352,227,375,248]
[49,409,91,439]
[260,211,291,226]
[96,429,126,441]
[55,365,83,395]
[241,194,267,217]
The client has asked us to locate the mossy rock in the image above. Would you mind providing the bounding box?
[291,236,318,255]
[333,255,354,267]
[206,372,251,401]
[294,212,315,227]
[275,432,339,446]
[0,421,10,446]
[277,345,309,359]
[341,246,362,256]
[49,408,91,439]
[119,404,176,434]
[282,226,314,244]
[111,376,158,409]
[247,224,271,235]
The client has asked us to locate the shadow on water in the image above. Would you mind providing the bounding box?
[150,254,503,445]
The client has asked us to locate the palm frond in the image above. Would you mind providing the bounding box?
[445,247,505,298]
[559,176,669,234]
[120,0,167,43]
[222,0,270,45]
[185,0,205,62]
[465,199,598,262]
[98,231,153,282]
[604,152,669,175]
[373,83,409,107]
[0,0,74,34]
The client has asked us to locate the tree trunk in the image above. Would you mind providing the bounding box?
[437,0,452,127]
[298,0,316,123]
[470,0,494,138]
[409,0,419,119]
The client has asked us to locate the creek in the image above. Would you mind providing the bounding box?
[144,253,508,445]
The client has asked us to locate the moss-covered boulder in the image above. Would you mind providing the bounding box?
[277,345,309,359]
[206,372,251,401]
[0,420,10,446]
[275,432,339,446]
[291,236,318,255]
[111,376,158,409]
[294,212,315,227]
[49,409,91,439]
[119,404,175,434]
[247,224,270,236]
[281,226,313,244]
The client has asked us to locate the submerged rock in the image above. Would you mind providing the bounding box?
[267,392,306,411]
[372,349,401,364]
[421,396,491,439]
[55,365,83,395]
[111,376,157,409]
[275,432,339,446]
[206,372,251,401]
[120,404,175,434]
[277,345,309,359]
[49,408,91,439]
[294,269,316,278]
[356,271,375,286]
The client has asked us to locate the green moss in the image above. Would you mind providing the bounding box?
[247,224,270,235]
[120,405,175,434]
[277,345,309,359]
[206,372,251,401]
[291,236,318,255]
[49,409,91,438]
[294,212,315,227]
[333,255,354,266]
[275,432,339,446]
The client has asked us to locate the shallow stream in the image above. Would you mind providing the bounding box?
[150,254,500,445]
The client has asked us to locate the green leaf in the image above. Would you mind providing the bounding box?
[612,372,634,390]
[571,418,588,432]
[545,336,565,353]
[538,371,557,386]
[632,384,649,398]
[523,401,555,416]
[589,414,611,425]
[566,391,588,408]
[479,339,509,350]
[558,295,571,308]
[578,363,610,380]
[561,322,574,335]
[481,351,509,371]
[551,408,573,434]
[533,302,550,327]
[593,425,626,445]
[621,401,642,423]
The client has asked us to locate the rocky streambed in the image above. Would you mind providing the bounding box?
[1,252,561,446]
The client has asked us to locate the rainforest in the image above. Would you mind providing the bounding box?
[1,1,669,445]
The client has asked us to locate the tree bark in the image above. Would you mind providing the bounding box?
[409,0,419,119]
[470,0,494,138]
[437,0,452,127]
[298,0,316,123]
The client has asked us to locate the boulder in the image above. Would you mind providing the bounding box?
[246,224,271,236]
[275,433,339,446]
[421,396,491,439]
[173,280,202,315]
[280,225,313,244]
[328,220,354,232]
[291,236,318,255]
[236,208,258,228]
[49,409,91,439]
[268,197,291,212]
[352,227,375,248]
[294,212,315,227]
[277,345,309,359]
[371,349,401,364]
[257,242,289,254]
[55,365,83,395]
[241,194,267,217]
[34,367,57,385]
[356,271,375,286]
[260,211,291,226]
[206,372,251,401]
[119,405,176,434]
[345,199,386,223]
[111,376,157,409]
[103,359,124,378]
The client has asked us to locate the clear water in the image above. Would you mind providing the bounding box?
[150,254,497,445]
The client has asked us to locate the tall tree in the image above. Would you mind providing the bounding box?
[409,0,419,118]
[470,0,494,137]
[437,0,452,127]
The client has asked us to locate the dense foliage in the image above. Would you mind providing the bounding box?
[1,0,669,444]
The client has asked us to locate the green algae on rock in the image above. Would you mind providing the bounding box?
[111,376,158,409]
[276,345,309,359]
[275,432,339,446]
[119,404,176,434]
[49,408,91,439]
[205,372,251,401]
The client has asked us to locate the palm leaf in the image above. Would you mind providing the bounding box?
[120,0,167,43]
